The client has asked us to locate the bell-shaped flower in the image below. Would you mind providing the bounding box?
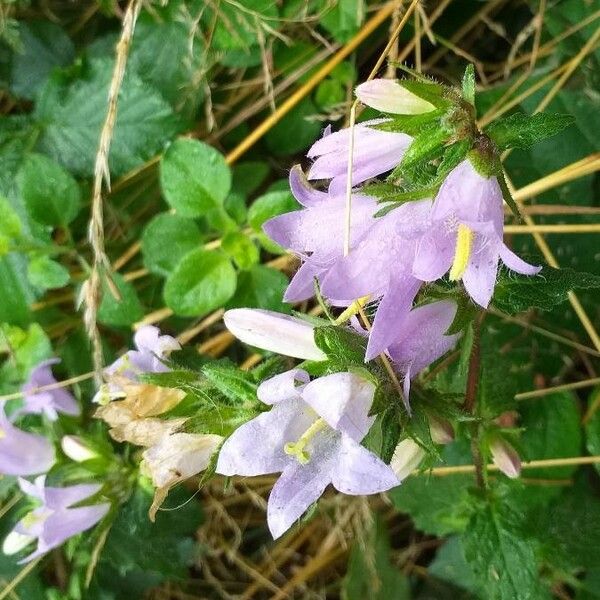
[321,199,432,360]
[355,79,436,114]
[0,405,54,476]
[413,160,541,308]
[105,325,180,381]
[263,166,378,303]
[307,119,412,191]
[224,308,326,361]
[3,476,109,562]
[489,436,521,479]
[216,369,399,539]
[21,358,79,421]
[387,300,460,406]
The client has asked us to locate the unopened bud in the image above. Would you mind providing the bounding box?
[355,79,436,115]
[429,415,454,445]
[223,309,327,361]
[3,530,34,555]
[61,436,98,462]
[390,438,426,481]
[489,437,521,479]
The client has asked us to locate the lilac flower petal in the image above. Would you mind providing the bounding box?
[499,244,542,275]
[331,435,399,494]
[257,369,310,405]
[289,165,327,207]
[402,365,412,406]
[306,118,389,157]
[302,373,374,442]
[413,228,455,281]
[40,504,109,551]
[24,358,60,388]
[267,459,331,539]
[44,483,102,510]
[366,277,422,360]
[0,410,55,476]
[462,242,500,308]
[283,261,323,302]
[388,300,459,376]
[216,399,316,476]
[17,476,45,502]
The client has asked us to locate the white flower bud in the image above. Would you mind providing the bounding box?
[223,309,327,361]
[429,415,454,445]
[390,438,426,481]
[355,79,436,115]
[3,530,34,555]
[61,436,98,462]
[490,437,521,479]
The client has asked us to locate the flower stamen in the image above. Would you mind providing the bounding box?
[449,224,474,281]
[284,418,327,464]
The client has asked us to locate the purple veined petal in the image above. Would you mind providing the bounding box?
[257,369,310,405]
[289,165,328,207]
[39,503,110,553]
[388,300,459,377]
[331,435,399,494]
[0,411,55,476]
[302,373,375,442]
[499,244,542,275]
[462,239,501,308]
[267,457,332,539]
[365,277,422,360]
[216,398,316,477]
[413,228,455,281]
[43,482,102,510]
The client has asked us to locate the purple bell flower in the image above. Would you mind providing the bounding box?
[264,165,379,303]
[105,325,181,380]
[413,160,541,307]
[21,358,79,421]
[307,119,412,191]
[216,369,399,539]
[3,476,109,562]
[321,198,432,360]
[0,404,55,476]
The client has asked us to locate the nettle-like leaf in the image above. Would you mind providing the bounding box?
[313,325,367,370]
[201,360,258,405]
[462,499,544,599]
[485,112,575,151]
[493,266,600,314]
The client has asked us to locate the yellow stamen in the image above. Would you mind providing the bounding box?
[284,418,327,464]
[449,224,474,281]
[334,295,371,325]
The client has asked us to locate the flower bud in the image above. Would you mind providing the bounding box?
[3,530,34,555]
[489,437,521,479]
[390,438,426,481]
[429,415,454,445]
[61,436,98,462]
[223,309,327,361]
[355,79,436,115]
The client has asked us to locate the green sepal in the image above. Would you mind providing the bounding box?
[373,108,445,135]
[461,64,476,105]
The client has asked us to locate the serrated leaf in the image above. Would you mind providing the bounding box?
[201,361,258,405]
[313,325,366,367]
[462,501,543,600]
[400,79,452,109]
[164,249,236,317]
[34,59,185,177]
[485,112,575,151]
[160,138,231,218]
[493,266,600,314]
[19,152,81,227]
[373,108,444,135]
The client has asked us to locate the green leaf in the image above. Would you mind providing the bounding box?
[485,112,575,151]
[585,393,600,475]
[0,196,21,254]
[227,265,290,312]
[400,80,452,109]
[18,153,81,226]
[164,249,237,317]
[97,272,144,327]
[141,213,202,277]
[343,516,410,600]
[462,501,543,600]
[462,64,476,105]
[34,58,185,177]
[201,361,258,405]
[221,231,259,270]
[374,108,445,135]
[27,255,69,289]
[493,266,600,314]
[0,253,38,326]
[160,138,231,217]
[314,325,366,367]
[231,161,270,198]
[321,0,365,43]
[428,536,481,598]
[10,21,75,100]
